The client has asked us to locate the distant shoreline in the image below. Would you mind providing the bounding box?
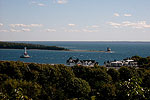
[2,40,150,43]
[0,48,112,53]
[0,41,113,53]
[66,49,112,53]
[0,41,68,51]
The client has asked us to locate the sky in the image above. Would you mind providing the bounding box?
[0,0,150,41]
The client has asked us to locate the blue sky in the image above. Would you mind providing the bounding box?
[0,0,150,41]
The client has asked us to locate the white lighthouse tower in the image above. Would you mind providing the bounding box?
[20,47,30,58]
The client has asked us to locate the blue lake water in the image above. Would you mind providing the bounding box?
[0,41,150,65]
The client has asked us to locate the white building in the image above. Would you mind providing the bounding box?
[104,59,138,67]
[66,57,98,67]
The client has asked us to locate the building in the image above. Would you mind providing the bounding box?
[107,47,111,52]
[66,57,98,67]
[104,59,138,67]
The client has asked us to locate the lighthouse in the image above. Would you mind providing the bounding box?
[20,47,30,58]
[107,47,111,52]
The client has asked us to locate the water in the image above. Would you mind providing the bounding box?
[0,41,150,65]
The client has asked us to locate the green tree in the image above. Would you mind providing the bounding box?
[96,84,116,100]
[142,70,150,88]
[107,68,120,82]
[0,61,23,79]
[131,56,141,62]
[1,79,41,100]
[116,77,150,100]
[67,77,91,99]
[139,58,149,66]
[11,88,31,100]
[119,66,133,81]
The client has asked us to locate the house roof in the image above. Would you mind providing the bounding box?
[67,58,97,64]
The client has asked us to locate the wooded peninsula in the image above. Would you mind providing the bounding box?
[0,41,110,52]
[0,41,68,50]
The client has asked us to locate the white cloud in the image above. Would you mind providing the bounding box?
[0,30,9,32]
[125,21,150,28]
[55,0,68,4]
[82,29,99,32]
[10,24,43,28]
[68,24,76,27]
[143,24,150,28]
[65,29,81,32]
[10,28,31,32]
[30,24,43,27]
[22,28,31,32]
[0,23,3,27]
[10,24,26,27]
[121,21,150,28]
[108,21,150,29]
[64,27,99,33]
[108,22,121,28]
[46,29,56,32]
[91,25,100,28]
[31,1,46,6]
[37,3,45,6]
[64,24,100,32]
[10,29,22,32]
[124,14,132,17]
[114,13,120,17]
[86,25,100,28]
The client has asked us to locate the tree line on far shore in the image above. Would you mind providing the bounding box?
[0,41,68,50]
[0,56,150,100]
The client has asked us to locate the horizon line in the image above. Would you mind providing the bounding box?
[1,40,150,42]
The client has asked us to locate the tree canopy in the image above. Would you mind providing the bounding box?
[0,57,150,100]
[0,41,68,50]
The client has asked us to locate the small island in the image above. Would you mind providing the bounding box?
[68,49,112,53]
[0,41,68,50]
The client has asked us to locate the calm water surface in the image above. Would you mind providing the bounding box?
[0,41,150,65]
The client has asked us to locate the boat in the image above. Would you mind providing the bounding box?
[20,47,30,58]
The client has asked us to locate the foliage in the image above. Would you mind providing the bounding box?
[131,56,150,68]
[96,83,116,100]
[142,70,150,88]
[1,79,41,100]
[0,58,150,100]
[107,68,120,82]
[10,88,31,100]
[66,77,91,99]
[118,66,133,81]
[116,77,150,100]
[0,41,67,50]
[72,66,112,89]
